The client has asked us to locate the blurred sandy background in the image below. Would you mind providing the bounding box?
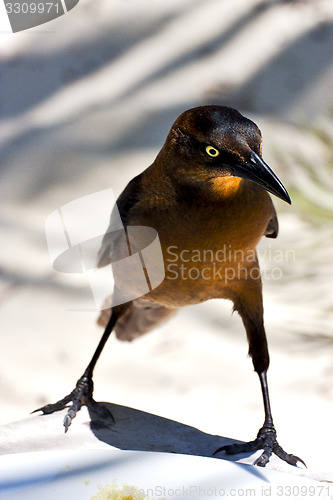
[1,0,333,480]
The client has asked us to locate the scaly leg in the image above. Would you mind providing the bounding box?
[33,312,117,432]
[214,277,305,467]
[214,371,306,467]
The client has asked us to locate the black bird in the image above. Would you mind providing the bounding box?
[36,105,305,468]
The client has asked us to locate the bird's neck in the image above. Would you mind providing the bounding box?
[141,157,178,207]
[209,175,245,201]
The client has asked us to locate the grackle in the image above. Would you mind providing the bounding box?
[35,106,305,468]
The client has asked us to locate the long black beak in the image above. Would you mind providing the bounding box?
[232,150,291,204]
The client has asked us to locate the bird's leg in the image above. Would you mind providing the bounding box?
[33,312,118,432]
[214,370,305,467]
[214,283,305,467]
[253,369,276,466]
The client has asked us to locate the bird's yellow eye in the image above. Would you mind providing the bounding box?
[206,146,220,157]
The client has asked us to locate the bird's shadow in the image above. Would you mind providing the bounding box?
[87,401,255,465]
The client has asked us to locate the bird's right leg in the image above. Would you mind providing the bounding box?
[33,311,118,432]
[214,281,305,467]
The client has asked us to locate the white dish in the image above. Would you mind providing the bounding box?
[0,449,329,499]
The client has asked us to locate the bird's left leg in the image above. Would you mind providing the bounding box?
[33,311,119,432]
[214,280,305,467]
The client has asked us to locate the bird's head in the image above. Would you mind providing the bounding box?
[162,105,291,204]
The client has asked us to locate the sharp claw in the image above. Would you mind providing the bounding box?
[31,375,115,432]
[285,454,307,468]
[31,404,65,415]
[31,394,73,415]
[213,427,305,468]
[273,443,307,468]
[63,414,71,433]
[31,407,42,415]
[254,450,271,467]
[213,437,261,457]
[297,458,307,468]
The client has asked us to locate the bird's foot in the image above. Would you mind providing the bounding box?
[214,424,306,468]
[33,373,114,432]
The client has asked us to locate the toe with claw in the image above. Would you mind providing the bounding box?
[214,424,306,468]
[33,372,114,432]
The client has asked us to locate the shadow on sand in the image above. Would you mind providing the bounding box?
[87,400,256,463]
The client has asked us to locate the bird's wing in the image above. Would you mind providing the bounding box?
[97,173,143,268]
[264,198,279,239]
